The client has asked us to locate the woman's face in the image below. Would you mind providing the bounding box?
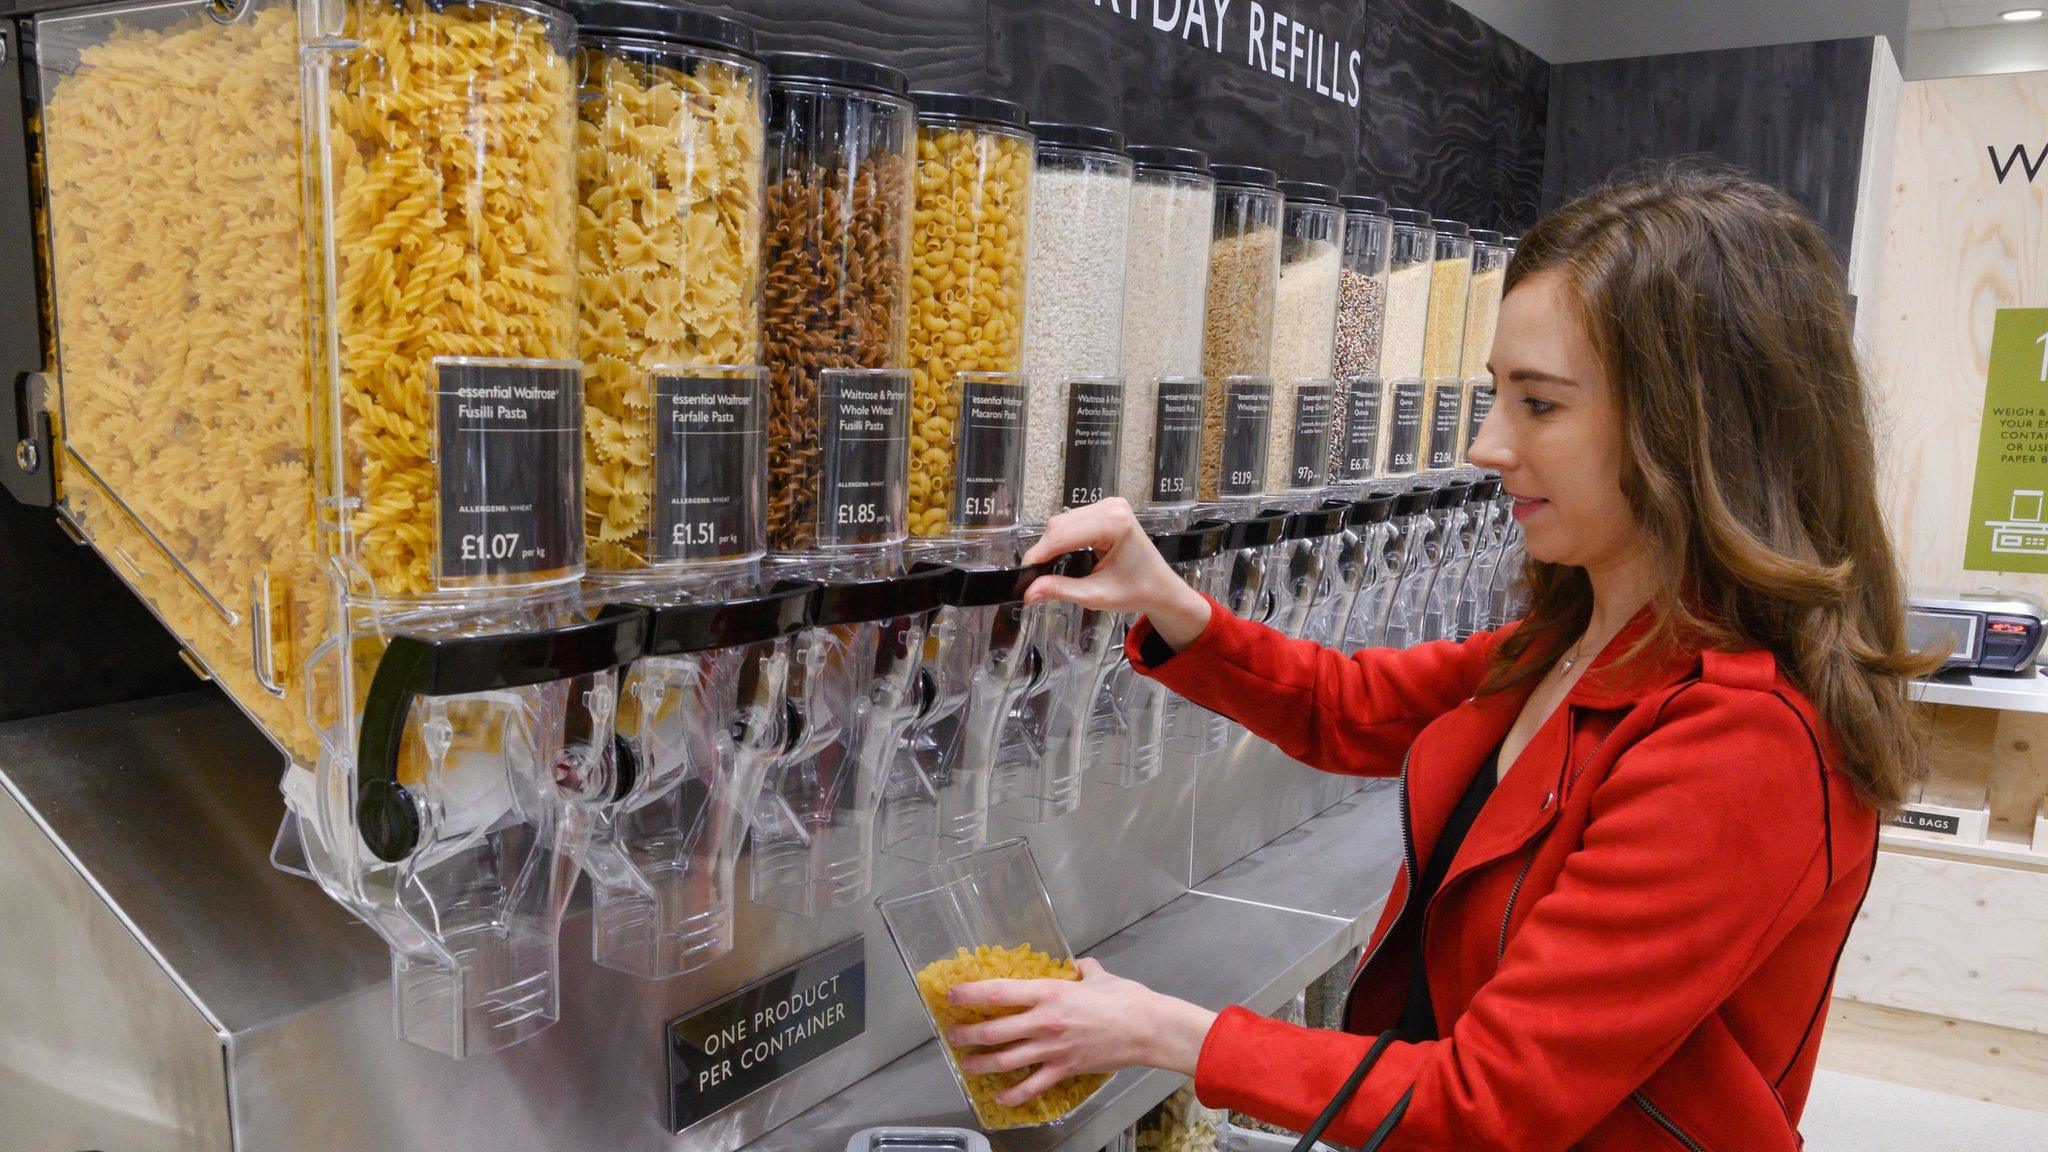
[1467,271,1643,575]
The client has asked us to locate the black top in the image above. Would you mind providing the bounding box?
[1340,194,1387,216]
[1386,207,1433,228]
[1278,180,1339,206]
[1469,228,1504,246]
[1398,751,1500,1042]
[1430,218,1470,237]
[913,91,1029,129]
[1030,121,1127,156]
[1129,144,1210,175]
[764,51,909,97]
[1210,163,1280,190]
[571,0,757,57]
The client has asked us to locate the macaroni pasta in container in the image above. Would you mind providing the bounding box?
[32,0,637,1059]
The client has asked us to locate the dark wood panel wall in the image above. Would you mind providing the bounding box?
[1542,38,1878,265]
[702,0,1551,233]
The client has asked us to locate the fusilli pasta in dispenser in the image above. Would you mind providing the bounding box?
[29,0,635,1060]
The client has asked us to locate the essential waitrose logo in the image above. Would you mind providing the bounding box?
[1989,143,2048,184]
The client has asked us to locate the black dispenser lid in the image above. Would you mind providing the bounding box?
[764,51,909,96]
[1278,180,1339,206]
[1339,194,1388,215]
[1349,494,1396,525]
[912,90,1030,129]
[1128,144,1210,175]
[1029,121,1126,155]
[1210,163,1280,190]
[572,0,758,57]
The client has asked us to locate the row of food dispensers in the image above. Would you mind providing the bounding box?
[8,0,1528,1060]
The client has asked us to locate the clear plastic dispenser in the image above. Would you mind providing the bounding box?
[1421,219,1474,472]
[1267,501,1350,641]
[990,552,1112,823]
[573,1,767,581]
[298,600,648,1057]
[1329,195,1391,487]
[884,554,1065,861]
[29,0,654,1058]
[1418,479,1483,644]
[1383,481,1468,649]
[1439,475,1504,641]
[876,838,1108,1130]
[1378,209,1435,481]
[1346,485,1436,651]
[1159,521,1232,762]
[1200,166,1283,502]
[1457,475,1515,639]
[1305,493,1397,649]
[1457,230,1509,467]
[587,580,811,979]
[906,94,1033,539]
[1120,146,1215,509]
[751,564,949,916]
[1090,520,1219,786]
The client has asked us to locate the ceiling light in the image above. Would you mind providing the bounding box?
[2002,9,2046,22]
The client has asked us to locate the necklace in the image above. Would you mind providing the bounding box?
[1559,639,1595,675]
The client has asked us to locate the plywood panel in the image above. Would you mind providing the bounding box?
[1819,1000,2048,1112]
[1866,71,2048,596]
[1834,851,2048,1033]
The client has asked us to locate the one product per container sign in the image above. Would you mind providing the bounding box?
[435,359,584,583]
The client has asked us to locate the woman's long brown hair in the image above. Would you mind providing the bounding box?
[1480,163,1936,811]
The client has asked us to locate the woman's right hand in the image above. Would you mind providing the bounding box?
[1019,499,1213,651]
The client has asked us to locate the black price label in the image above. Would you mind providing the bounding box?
[1150,378,1204,505]
[1339,378,1383,481]
[652,370,765,562]
[1890,808,1962,837]
[1289,381,1334,489]
[435,360,582,583]
[1219,378,1272,497]
[1385,380,1424,474]
[1061,378,1124,508]
[667,936,866,1132]
[1427,382,1463,470]
[1463,381,1495,453]
[819,370,911,546]
[954,375,1027,529]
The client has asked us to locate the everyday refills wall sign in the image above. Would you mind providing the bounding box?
[667,936,866,1131]
[1966,308,2048,574]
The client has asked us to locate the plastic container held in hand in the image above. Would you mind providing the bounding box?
[586,579,813,979]
[875,838,1109,1130]
[990,552,1112,823]
[287,597,649,1057]
[32,0,585,770]
[751,564,951,916]
[883,544,1064,863]
[1346,484,1437,651]
[1304,494,1396,650]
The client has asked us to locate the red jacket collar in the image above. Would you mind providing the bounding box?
[1561,606,1703,710]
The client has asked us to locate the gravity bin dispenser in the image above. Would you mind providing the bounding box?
[24,0,664,1058]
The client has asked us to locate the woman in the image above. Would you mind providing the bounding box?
[945,167,1935,1151]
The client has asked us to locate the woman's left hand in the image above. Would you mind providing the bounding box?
[945,959,1220,1108]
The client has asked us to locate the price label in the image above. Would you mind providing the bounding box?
[1426,381,1464,471]
[1337,377,1383,481]
[1061,378,1124,509]
[954,375,1027,529]
[651,370,765,563]
[1288,381,1335,489]
[435,360,582,583]
[1150,378,1204,505]
[1219,378,1272,498]
[1462,381,1494,462]
[818,370,911,546]
[1385,380,1424,474]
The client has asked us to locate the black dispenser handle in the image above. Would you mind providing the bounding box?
[355,605,653,863]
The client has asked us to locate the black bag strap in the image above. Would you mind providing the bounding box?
[1288,1029,1411,1152]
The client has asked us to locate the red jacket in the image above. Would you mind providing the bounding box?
[1128,599,1877,1152]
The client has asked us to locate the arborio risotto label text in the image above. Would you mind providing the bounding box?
[435,362,582,581]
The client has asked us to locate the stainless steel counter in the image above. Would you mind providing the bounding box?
[738,788,1402,1152]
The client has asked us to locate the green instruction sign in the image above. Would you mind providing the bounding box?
[1966,308,2048,573]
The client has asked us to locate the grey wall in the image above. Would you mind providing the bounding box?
[1455,0,1910,65]
[1542,37,1881,267]
[1906,22,2048,79]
